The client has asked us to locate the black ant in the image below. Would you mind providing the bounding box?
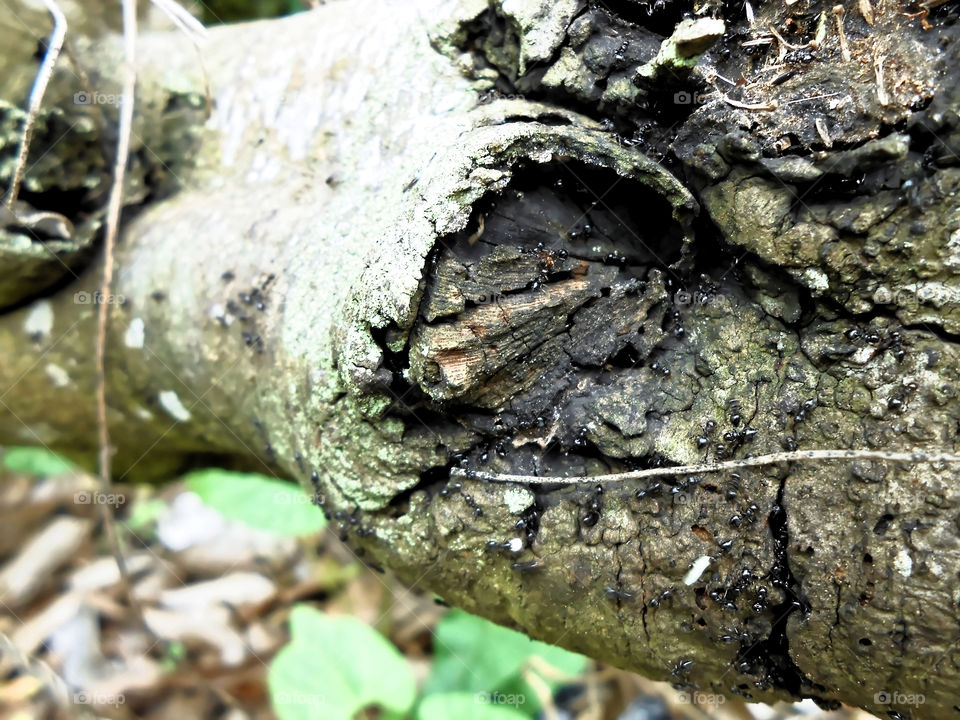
[752,587,768,613]
[511,560,543,572]
[439,481,462,497]
[517,503,543,544]
[794,398,816,424]
[605,586,634,601]
[650,361,670,377]
[649,587,674,607]
[242,331,264,353]
[529,243,562,291]
[462,493,483,517]
[581,484,603,527]
[486,537,524,553]
[636,481,662,499]
[728,398,742,427]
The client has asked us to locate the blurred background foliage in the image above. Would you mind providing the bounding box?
[196,0,310,26]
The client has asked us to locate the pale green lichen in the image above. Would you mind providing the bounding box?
[636,18,725,82]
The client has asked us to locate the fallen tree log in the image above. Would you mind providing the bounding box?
[1,0,959,715]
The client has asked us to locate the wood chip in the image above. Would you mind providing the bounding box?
[0,516,93,609]
[815,117,834,147]
[144,606,248,666]
[833,5,852,62]
[67,553,153,593]
[159,572,277,611]
[10,593,84,655]
[875,54,889,106]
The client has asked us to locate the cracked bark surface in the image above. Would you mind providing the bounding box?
[1,0,960,716]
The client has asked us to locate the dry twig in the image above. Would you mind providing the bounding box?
[3,0,66,211]
[95,0,147,630]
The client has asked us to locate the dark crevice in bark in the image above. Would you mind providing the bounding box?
[0,196,158,314]
[590,0,692,36]
[736,476,823,702]
[900,322,960,347]
[495,113,573,127]
[454,2,690,146]
[15,186,92,219]
[387,461,454,517]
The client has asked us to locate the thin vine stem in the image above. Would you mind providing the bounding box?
[451,448,960,485]
[95,0,145,630]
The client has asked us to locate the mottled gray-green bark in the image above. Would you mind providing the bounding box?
[2,0,960,716]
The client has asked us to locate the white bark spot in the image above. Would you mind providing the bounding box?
[124,318,145,349]
[23,300,53,339]
[684,555,713,585]
[210,303,230,326]
[503,487,533,514]
[44,363,71,388]
[945,228,960,271]
[158,391,191,422]
[802,268,829,292]
[245,151,281,183]
[894,548,913,578]
[506,537,523,553]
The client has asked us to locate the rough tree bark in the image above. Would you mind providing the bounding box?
[1,0,960,716]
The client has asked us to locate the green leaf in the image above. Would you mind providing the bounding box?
[528,638,587,677]
[1,446,74,476]
[425,611,588,715]
[425,611,534,694]
[268,606,416,720]
[417,692,529,720]
[184,469,327,535]
[125,498,167,536]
